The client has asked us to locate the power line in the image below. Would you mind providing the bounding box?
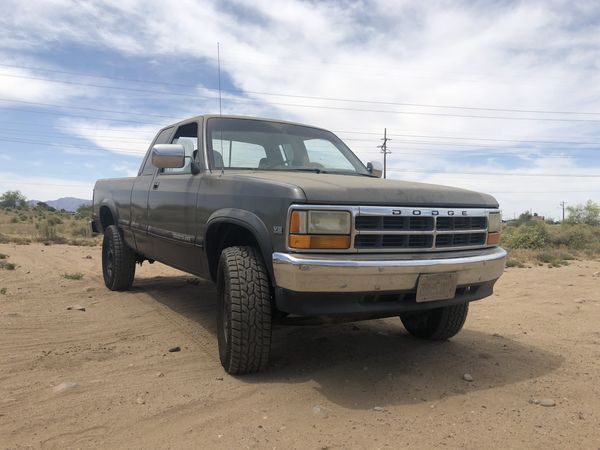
[0,98,175,119]
[4,72,600,123]
[0,137,145,156]
[386,168,600,178]
[337,130,600,147]
[2,61,600,116]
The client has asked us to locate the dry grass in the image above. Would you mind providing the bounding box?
[0,209,98,247]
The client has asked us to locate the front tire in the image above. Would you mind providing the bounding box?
[102,225,136,291]
[400,303,469,340]
[217,246,272,374]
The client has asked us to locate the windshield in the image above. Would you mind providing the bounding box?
[206,117,369,175]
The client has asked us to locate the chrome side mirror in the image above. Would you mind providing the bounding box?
[151,144,186,169]
[367,160,383,178]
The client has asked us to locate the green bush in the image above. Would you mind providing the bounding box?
[502,222,551,250]
[551,224,600,251]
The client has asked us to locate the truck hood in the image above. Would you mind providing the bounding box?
[234,171,498,208]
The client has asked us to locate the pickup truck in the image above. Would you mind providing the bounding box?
[92,114,506,374]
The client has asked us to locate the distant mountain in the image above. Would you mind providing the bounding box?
[28,197,91,212]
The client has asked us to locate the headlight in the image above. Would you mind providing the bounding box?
[487,212,502,245]
[488,212,502,232]
[289,210,351,249]
[308,211,351,234]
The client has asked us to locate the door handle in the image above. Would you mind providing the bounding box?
[152,181,160,190]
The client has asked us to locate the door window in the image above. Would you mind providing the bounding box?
[140,127,173,175]
[163,122,199,174]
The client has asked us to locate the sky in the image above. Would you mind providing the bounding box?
[1,0,600,219]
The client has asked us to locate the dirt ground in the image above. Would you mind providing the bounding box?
[0,243,599,449]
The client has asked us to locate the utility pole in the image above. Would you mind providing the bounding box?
[378,128,391,179]
[559,201,566,222]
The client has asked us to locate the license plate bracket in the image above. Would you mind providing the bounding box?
[416,272,458,303]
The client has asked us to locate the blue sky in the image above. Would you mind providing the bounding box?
[1,0,600,219]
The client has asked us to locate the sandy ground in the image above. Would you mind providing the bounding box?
[0,243,599,449]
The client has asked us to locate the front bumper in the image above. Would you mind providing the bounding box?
[272,247,507,293]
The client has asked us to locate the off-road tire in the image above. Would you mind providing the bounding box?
[102,225,136,291]
[400,303,469,340]
[217,246,272,374]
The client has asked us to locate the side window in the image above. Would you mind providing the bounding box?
[163,122,198,175]
[212,139,266,168]
[140,127,173,175]
[304,139,354,170]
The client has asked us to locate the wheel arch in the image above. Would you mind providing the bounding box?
[97,200,119,233]
[204,209,274,283]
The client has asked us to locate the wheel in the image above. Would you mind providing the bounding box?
[217,246,272,374]
[400,303,469,340]
[102,225,136,291]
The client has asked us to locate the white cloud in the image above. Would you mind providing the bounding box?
[111,163,139,177]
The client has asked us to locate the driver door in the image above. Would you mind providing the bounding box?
[147,120,204,274]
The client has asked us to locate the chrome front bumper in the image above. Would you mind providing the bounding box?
[272,247,507,293]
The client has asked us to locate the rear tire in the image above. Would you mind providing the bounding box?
[400,303,469,340]
[217,246,272,374]
[102,225,136,291]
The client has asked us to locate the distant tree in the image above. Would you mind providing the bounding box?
[566,200,600,226]
[514,211,533,226]
[76,204,92,218]
[0,191,27,209]
[35,202,56,212]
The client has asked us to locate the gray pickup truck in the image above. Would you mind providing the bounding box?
[92,115,506,374]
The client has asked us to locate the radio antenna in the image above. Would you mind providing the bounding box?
[217,42,224,176]
[217,42,222,116]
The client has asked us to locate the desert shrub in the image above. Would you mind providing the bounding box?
[0,253,6,259]
[536,251,569,267]
[62,272,83,280]
[505,258,525,268]
[36,220,66,244]
[71,222,91,238]
[0,261,16,270]
[67,239,97,247]
[10,216,18,223]
[550,224,600,252]
[0,288,6,295]
[46,215,63,226]
[502,221,551,250]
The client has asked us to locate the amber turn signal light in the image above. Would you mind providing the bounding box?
[487,231,501,245]
[289,234,350,249]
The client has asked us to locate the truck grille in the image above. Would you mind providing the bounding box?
[355,214,488,251]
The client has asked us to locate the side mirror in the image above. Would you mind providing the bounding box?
[367,161,383,178]
[152,144,185,169]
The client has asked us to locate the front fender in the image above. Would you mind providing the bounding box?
[205,208,274,278]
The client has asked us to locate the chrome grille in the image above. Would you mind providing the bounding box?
[354,209,489,251]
